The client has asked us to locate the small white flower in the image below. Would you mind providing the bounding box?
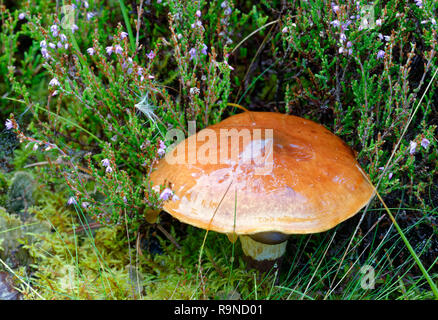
[196,10,201,17]
[121,31,128,39]
[18,13,26,20]
[59,34,67,42]
[87,47,95,55]
[71,24,79,33]
[40,40,47,48]
[49,78,60,87]
[190,87,200,95]
[106,166,113,173]
[48,42,56,49]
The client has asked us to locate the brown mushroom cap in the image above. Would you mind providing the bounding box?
[150,112,374,236]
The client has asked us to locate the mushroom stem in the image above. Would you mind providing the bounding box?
[239,235,287,272]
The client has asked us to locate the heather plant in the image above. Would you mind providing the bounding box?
[0,0,437,300]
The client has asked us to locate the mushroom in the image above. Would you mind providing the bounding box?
[150,112,374,271]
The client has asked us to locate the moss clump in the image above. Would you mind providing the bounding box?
[0,207,50,269]
[6,171,35,217]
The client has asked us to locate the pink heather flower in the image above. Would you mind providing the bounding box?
[346,41,353,48]
[59,34,67,42]
[331,3,339,13]
[432,18,437,25]
[49,78,60,87]
[340,33,347,42]
[67,197,77,205]
[41,48,50,59]
[159,188,174,201]
[121,31,128,39]
[376,19,382,26]
[48,42,56,49]
[341,21,351,31]
[71,24,79,33]
[189,48,197,60]
[18,13,26,20]
[409,141,417,154]
[87,47,95,55]
[81,202,90,209]
[224,60,234,70]
[114,45,123,54]
[87,12,96,21]
[377,50,385,59]
[50,24,59,36]
[101,158,110,167]
[221,1,228,8]
[330,20,340,27]
[348,48,353,55]
[158,140,166,156]
[64,43,69,50]
[5,119,14,130]
[201,44,208,55]
[420,138,430,149]
[196,10,201,17]
[40,40,47,48]
[388,172,393,180]
[57,42,63,48]
[414,0,423,8]
[339,47,344,54]
[83,1,89,9]
[224,7,232,15]
[105,166,113,173]
[282,26,288,33]
[147,50,155,59]
[106,46,114,55]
